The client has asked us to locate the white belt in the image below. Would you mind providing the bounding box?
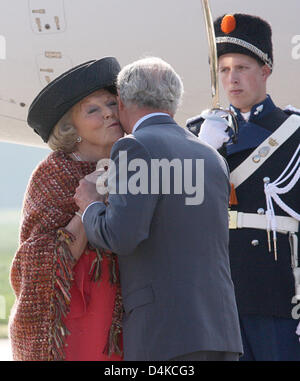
[229,211,299,234]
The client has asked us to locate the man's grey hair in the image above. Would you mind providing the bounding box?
[117,57,184,115]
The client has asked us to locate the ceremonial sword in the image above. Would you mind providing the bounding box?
[201,0,220,109]
[186,0,238,146]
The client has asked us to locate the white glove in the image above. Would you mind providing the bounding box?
[198,110,230,150]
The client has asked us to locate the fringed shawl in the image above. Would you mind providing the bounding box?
[9,150,123,360]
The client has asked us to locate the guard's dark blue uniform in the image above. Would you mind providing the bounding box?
[226,95,300,360]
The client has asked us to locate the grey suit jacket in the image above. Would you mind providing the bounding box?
[83,115,243,360]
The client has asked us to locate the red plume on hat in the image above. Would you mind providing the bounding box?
[221,14,236,34]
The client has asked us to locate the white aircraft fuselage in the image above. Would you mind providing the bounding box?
[0,0,299,147]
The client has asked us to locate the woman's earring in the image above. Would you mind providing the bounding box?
[76,136,82,143]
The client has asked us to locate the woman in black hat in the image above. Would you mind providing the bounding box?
[9,57,124,361]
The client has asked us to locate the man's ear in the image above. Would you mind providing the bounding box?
[262,64,271,81]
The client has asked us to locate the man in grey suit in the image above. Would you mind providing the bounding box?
[74,57,243,361]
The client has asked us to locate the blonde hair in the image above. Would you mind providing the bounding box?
[48,86,118,152]
[47,109,78,153]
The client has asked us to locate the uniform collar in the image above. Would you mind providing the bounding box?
[229,95,277,123]
[226,95,278,156]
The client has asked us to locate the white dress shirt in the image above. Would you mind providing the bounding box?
[131,112,169,133]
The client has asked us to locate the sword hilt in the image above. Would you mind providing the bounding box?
[186,107,239,145]
[210,107,239,144]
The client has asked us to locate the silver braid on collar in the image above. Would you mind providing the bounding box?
[216,36,273,70]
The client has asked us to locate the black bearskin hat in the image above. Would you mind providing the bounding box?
[214,14,273,70]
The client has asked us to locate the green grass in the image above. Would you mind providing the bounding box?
[0,209,21,338]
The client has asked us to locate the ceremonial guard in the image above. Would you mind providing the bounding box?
[187,13,300,360]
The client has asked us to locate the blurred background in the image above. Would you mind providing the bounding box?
[0,142,50,360]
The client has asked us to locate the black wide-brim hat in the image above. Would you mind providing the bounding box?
[27,57,121,142]
[214,14,273,70]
